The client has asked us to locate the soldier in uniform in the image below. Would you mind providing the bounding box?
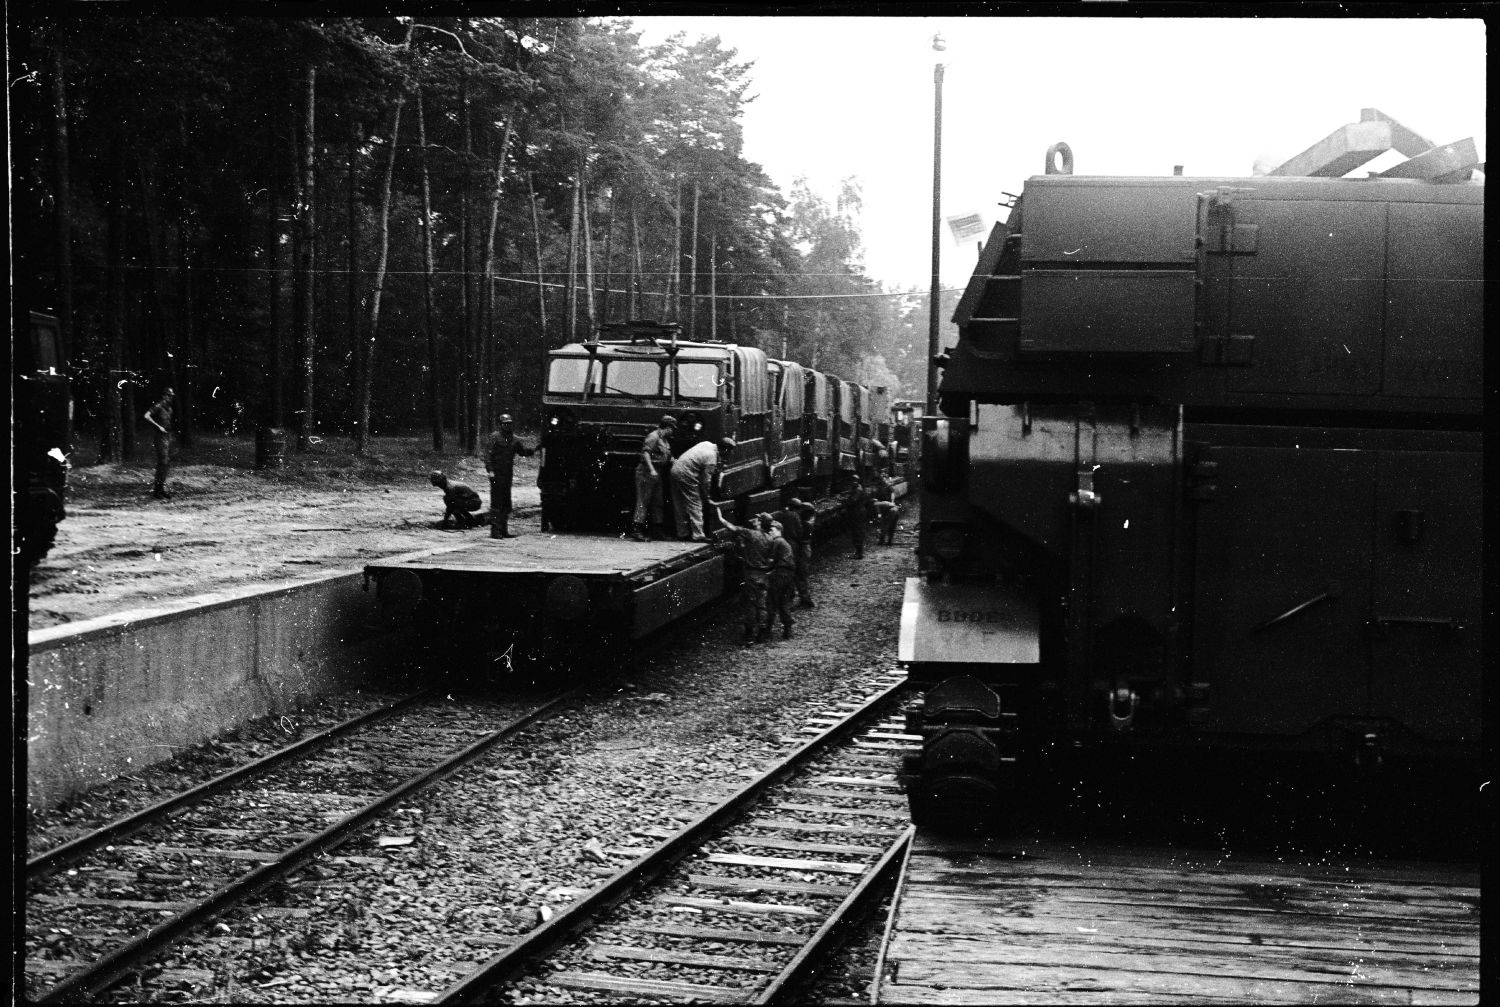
[764,519,798,639]
[772,498,815,609]
[671,437,733,542]
[847,477,873,559]
[144,387,175,500]
[874,498,900,545]
[486,414,536,539]
[631,415,677,541]
[796,500,818,606]
[717,507,776,644]
[430,471,483,528]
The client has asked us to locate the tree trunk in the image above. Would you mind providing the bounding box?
[100,142,125,463]
[688,179,700,338]
[600,184,615,323]
[135,156,183,426]
[268,104,285,429]
[416,88,443,452]
[177,215,196,447]
[669,179,681,321]
[459,85,474,453]
[529,172,548,397]
[50,48,74,368]
[628,197,640,320]
[294,63,317,452]
[581,157,596,334]
[528,170,547,346]
[347,124,361,424]
[479,110,517,435]
[565,173,579,343]
[355,93,405,455]
[709,228,717,341]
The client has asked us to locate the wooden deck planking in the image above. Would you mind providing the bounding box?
[900,875,1478,923]
[881,837,1478,1005]
[892,901,1477,955]
[367,534,714,577]
[883,972,1477,1005]
[887,932,1476,990]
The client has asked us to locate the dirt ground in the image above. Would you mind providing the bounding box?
[23,431,545,632]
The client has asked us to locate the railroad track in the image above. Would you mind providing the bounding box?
[435,672,917,1005]
[24,688,580,1003]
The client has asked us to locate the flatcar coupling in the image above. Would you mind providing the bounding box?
[1354,729,1384,771]
[1107,686,1139,732]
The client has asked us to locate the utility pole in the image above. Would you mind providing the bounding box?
[928,33,946,413]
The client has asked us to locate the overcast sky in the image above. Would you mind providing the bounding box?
[633,15,1487,289]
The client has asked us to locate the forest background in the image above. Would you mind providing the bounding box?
[14,15,942,462]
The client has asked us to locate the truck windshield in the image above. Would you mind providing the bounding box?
[598,359,665,398]
[547,356,600,395]
[674,361,720,401]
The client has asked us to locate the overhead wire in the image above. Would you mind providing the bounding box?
[80,262,966,298]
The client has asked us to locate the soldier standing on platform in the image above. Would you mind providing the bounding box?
[144,387,175,500]
[631,415,677,541]
[486,414,535,539]
[671,437,733,542]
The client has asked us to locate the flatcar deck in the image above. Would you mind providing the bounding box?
[365,533,716,577]
[878,834,1479,1005]
[364,534,727,643]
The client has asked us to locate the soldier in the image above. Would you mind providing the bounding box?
[764,519,798,640]
[772,498,815,609]
[486,414,536,539]
[143,387,175,500]
[631,415,677,541]
[874,498,900,545]
[796,500,818,606]
[717,507,776,644]
[430,471,483,528]
[671,437,734,542]
[847,477,873,559]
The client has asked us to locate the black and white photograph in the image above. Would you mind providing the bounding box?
[13,10,1485,1004]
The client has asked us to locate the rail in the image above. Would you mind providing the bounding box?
[436,674,915,1004]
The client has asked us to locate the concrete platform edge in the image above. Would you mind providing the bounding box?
[24,568,401,812]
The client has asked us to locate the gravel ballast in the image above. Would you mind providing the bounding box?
[60,508,917,1004]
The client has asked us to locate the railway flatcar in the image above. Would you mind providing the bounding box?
[541,320,889,530]
[900,118,1483,830]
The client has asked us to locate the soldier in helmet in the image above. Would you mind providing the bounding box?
[430,471,483,528]
[486,414,536,539]
[764,518,798,640]
[716,507,777,644]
